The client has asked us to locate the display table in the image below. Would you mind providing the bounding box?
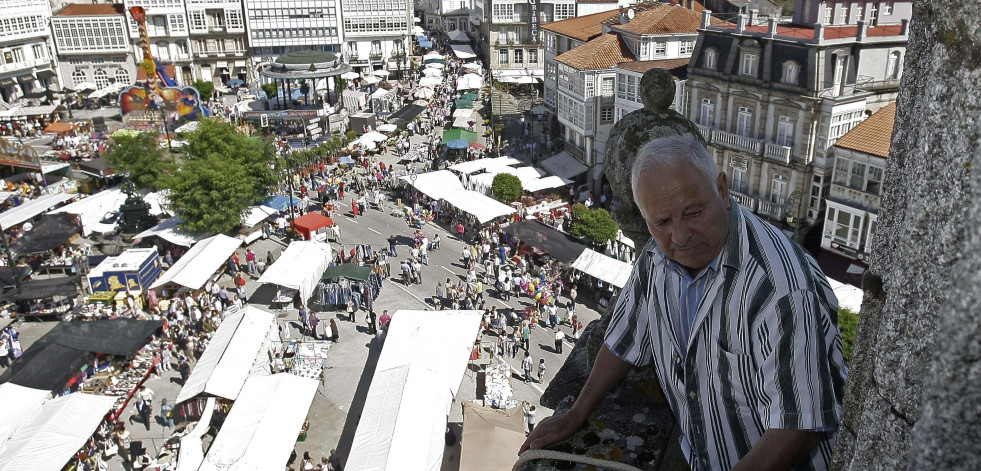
[271,287,297,311]
[483,363,517,409]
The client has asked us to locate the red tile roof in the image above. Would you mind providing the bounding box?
[605,3,718,35]
[710,22,906,41]
[555,33,636,70]
[542,9,622,42]
[834,102,896,158]
[56,4,125,16]
[615,58,691,78]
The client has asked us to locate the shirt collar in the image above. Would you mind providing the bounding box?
[645,197,745,273]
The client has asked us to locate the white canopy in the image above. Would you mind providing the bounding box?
[361,130,388,143]
[150,234,242,290]
[827,277,863,314]
[377,123,398,133]
[456,74,483,91]
[449,156,521,175]
[0,384,49,446]
[541,151,589,180]
[143,190,171,216]
[422,68,442,77]
[450,44,477,59]
[341,71,360,80]
[422,52,444,61]
[371,69,390,77]
[49,188,128,236]
[0,193,75,229]
[415,87,436,99]
[199,374,319,471]
[175,396,217,471]
[135,216,208,247]
[0,393,117,471]
[241,205,278,229]
[571,248,633,289]
[452,113,476,129]
[412,25,425,35]
[362,75,381,85]
[461,62,481,71]
[176,306,276,403]
[419,76,442,88]
[424,62,445,70]
[523,175,571,193]
[400,170,516,224]
[256,241,332,303]
[447,30,470,42]
[346,310,482,471]
[370,87,395,99]
[460,403,526,471]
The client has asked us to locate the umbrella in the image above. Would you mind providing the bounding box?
[415,87,435,99]
[446,139,469,149]
[424,62,445,69]
[372,70,390,77]
[412,25,425,35]
[338,156,356,165]
[227,79,245,87]
[363,75,382,85]
[423,52,444,60]
[420,77,442,87]
[460,92,479,101]
[413,17,421,23]
[462,63,481,71]
[377,123,398,133]
[341,71,360,80]
[75,82,98,93]
[361,131,388,142]
[468,142,486,149]
[422,68,442,77]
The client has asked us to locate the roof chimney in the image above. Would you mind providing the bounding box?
[620,9,630,25]
[814,23,825,41]
[701,10,713,28]
[748,8,758,25]
[767,18,777,38]
[856,20,867,40]
[736,13,746,32]
[901,18,910,35]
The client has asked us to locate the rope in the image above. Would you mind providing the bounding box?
[512,449,645,471]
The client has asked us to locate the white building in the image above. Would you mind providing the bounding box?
[0,0,57,104]
[822,102,894,262]
[124,0,194,85]
[51,4,137,92]
[419,0,476,32]
[186,0,249,85]
[339,0,412,75]
[242,0,344,70]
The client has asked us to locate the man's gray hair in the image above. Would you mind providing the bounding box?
[631,134,719,203]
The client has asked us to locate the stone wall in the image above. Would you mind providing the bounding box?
[834,0,981,469]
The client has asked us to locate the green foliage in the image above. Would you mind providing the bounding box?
[299,80,310,102]
[492,173,522,203]
[191,80,214,100]
[570,204,619,245]
[261,82,278,99]
[165,119,278,233]
[105,131,173,190]
[839,307,860,363]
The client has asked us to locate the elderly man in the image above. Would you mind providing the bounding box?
[521,135,847,470]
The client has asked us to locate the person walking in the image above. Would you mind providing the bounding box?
[379,310,392,331]
[329,318,340,343]
[554,330,565,354]
[346,298,356,322]
[522,322,531,351]
[388,235,398,256]
[538,359,547,383]
[308,311,320,340]
[400,259,411,285]
[298,305,309,336]
[160,399,175,429]
[412,259,423,284]
[366,309,378,335]
[246,248,256,275]
[524,405,537,434]
[522,352,533,383]
[136,385,154,431]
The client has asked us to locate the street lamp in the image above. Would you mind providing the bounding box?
[278,139,299,230]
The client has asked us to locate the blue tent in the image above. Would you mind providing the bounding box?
[262,195,300,211]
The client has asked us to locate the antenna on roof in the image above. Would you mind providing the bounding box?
[627,9,636,19]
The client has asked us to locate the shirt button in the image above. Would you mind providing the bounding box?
[689,392,696,399]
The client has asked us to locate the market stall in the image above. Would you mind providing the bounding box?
[449,156,522,176]
[198,374,319,471]
[370,87,398,113]
[291,212,335,242]
[316,263,381,310]
[175,396,217,471]
[399,170,517,225]
[460,402,526,471]
[504,220,589,265]
[48,187,128,236]
[86,247,161,295]
[0,383,50,445]
[346,310,482,471]
[0,192,76,230]
[175,306,277,404]
[0,392,117,471]
[570,248,633,289]
[134,216,209,248]
[149,234,242,291]
[257,241,332,306]
[12,276,81,319]
[9,213,81,256]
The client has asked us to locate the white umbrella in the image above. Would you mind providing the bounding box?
[456,73,483,90]
[73,81,98,92]
[361,131,388,142]
[415,87,435,99]
[371,69,390,77]
[423,52,444,61]
[362,75,382,85]
[174,121,200,133]
[377,123,398,133]
[461,63,481,71]
[419,76,442,88]
[424,62,445,70]
[422,68,442,77]
[341,71,360,80]
[413,17,421,23]
[412,25,425,35]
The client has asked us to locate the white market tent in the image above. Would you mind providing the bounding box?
[452,107,477,119]
[176,306,277,404]
[422,68,442,77]
[0,192,75,229]
[346,310,482,471]
[199,374,319,471]
[460,403,526,471]
[0,393,117,471]
[399,170,516,224]
[49,188,128,236]
[524,175,571,193]
[449,156,522,175]
[419,76,442,88]
[241,204,278,229]
[0,384,50,446]
[150,234,242,290]
[466,166,570,195]
[456,73,483,91]
[450,44,477,59]
[135,216,209,247]
[461,62,481,71]
[175,397,217,471]
[827,277,864,314]
[446,30,470,43]
[452,112,476,129]
[256,241,332,303]
[143,190,172,216]
[571,248,633,289]
[422,52,444,61]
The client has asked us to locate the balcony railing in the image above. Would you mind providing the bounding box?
[696,124,712,142]
[369,51,383,60]
[566,144,585,162]
[757,199,785,220]
[729,188,757,212]
[763,142,791,164]
[347,52,359,60]
[712,129,761,154]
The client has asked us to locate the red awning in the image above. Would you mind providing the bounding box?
[44,122,75,134]
[468,142,485,149]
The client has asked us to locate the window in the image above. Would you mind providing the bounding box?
[829,109,866,145]
[93,68,110,88]
[882,1,893,15]
[736,107,752,137]
[601,77,614,97]
[639,41,649,58]
[114,69,129,84]
[168,14,186,33]
[886,51,901,79]
[491,3,514,22]
[826,207,862,246]
[617,73,638,102]
[849,161,867,189]
[741,53,758,76]
[545,33,555,53]
[654,41,666,57]
[190,10,206,30]
[546,62,556,81]
[529,49,538,64]
[514,49,523,64]
[226,10,243,29]
[600,106,614,123]
[855,4,864,21]
[833,158,850,185]
[839,4,849,24]
[31,44,46,60]
[699,98,714,127]
[554,3,575,20]
[730,165,747,193]
[867,165,884,194]
[680,40,695,55]
[704,49,716,70]
[156,41,170,60]
[770,174,787,204]
[824,5,833,23]
[584,75,594,98]
[776,116,794,147]
[72,69,87,86]
[499,49,508,64]
[783,62,799,84]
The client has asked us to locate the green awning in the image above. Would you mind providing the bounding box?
[441,128,479,144]
[454,99,474,109]
[460,93,478,101]
[321,264,374,281]
[424,58,446,65]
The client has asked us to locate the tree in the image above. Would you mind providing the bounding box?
[192,80,214,101]
[105,130,173,190]
[165,119,278,233]
[839,307,860,363]
[261,82,278,99]
[570,203,619,245]
[492,173,522,203]
[299,80,310,104]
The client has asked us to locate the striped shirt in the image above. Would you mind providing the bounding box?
[605,201,848,471]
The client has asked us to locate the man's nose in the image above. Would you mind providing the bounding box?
[672,223,693,247]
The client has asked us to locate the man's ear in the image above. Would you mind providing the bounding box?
[717,172,730,209]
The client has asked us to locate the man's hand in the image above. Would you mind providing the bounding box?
[731,428,823,471]
[519,409,587,454]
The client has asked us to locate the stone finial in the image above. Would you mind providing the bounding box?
[603,68,707,249]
